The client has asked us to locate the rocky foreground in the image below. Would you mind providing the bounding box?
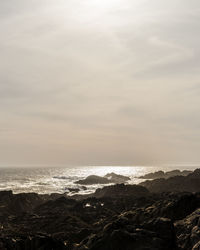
[1,169,200,249]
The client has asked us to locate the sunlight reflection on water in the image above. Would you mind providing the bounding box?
[0,165,198,194]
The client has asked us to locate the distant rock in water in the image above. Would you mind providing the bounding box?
[139,169,192,179]
[75,173,130,185]
[140,168,200,193]
[53,176,68,180]
[75,175,111,185]
[104,172,131,183]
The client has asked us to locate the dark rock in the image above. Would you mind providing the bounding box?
[67,188,80,193]
[140,170,200,193]
[93,184,150,198]
[0,235,68,250]
[104,173,130,183]
[75,175,111,185]
[139,169,192,179]
[75,173,130,185]
[175,208,200,250]
[77,215,176,250]
[53,176,68,180]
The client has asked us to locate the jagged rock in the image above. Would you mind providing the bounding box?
[140,169,200,193]
[139,170,192,179]
[175,208,200,249]
[77,216,176,250]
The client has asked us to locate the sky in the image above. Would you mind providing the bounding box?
[0,0,200,166]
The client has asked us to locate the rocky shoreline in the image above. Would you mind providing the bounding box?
[1,169,200,249]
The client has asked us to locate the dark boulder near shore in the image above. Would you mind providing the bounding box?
[1,169,200,249]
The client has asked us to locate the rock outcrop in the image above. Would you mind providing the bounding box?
[104,172,131,183]
[140,169,200,193]
[75,175,111,185]
[75,173,130,185]
[139,169,192,179]
[93,183,149,198]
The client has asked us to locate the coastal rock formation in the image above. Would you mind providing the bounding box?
[104,172,131,183]
[139,169,192,179]
[175,208,200,249]
[75,173,130,185]
[77,216,176,250]
[75,175,111,185]
[140,169,200,193]
[93,183,149,198]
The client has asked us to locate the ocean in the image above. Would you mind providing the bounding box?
[0,165,198,195]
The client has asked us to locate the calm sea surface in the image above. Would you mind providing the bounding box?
[0,165,198,195]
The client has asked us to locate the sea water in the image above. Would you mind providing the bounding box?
[0,165,198,195]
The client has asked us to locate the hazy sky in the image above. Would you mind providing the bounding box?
[0,0,200,166]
